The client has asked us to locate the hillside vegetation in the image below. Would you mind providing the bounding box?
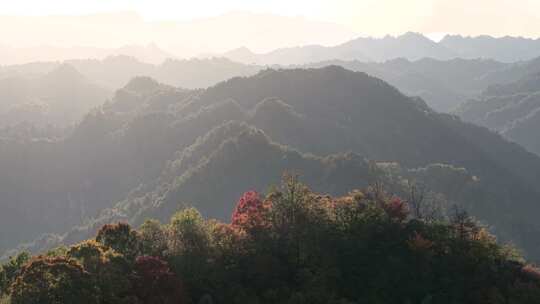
[4,67,540,264]
[2,178,540,304]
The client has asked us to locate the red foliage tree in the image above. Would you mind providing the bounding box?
[132,256,186,304]
[383,197,409,222]
[521,265,540,281]
[231,191,271,232]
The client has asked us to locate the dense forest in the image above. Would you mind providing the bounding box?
[2,177,540,304]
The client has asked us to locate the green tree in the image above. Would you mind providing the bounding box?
[139,219,167,257]
[96,222,141,260]
[0,252,30,296]
[10,256,98,304]
[67,240,133,304]
[167,208,211,300]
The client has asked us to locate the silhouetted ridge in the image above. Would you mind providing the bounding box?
[124,76,163,94]
[43,63,85,83]
[251,98,302,119]
[457,69,540,156]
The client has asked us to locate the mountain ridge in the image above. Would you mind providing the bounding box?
[4,66,540,261]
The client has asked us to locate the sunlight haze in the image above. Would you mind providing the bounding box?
[4,1,540,302]
[2,0,540,37]
[2,0,540,61]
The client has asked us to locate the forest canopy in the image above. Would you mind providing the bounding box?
[2,177,540,304]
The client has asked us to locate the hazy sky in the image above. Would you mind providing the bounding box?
[3,0,540,38]
[2,0,540,63]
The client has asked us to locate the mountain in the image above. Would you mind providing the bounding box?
[456,71,540,155]
[224,44,372,65]
[120,66,540,259]
[8,121,465,257]
[224,33,540,66]
[1,56,261,91]
[5,66,540,263]
[440,35,540,62]
[222,32,456,65]
[0,43,174,65]
[302,57,507,111]
[2,55,536,113]
[0,63,111,128]
[301,55,540,112]
[337,32,456,62]
[223,47,261,64]
[0,12,357,59]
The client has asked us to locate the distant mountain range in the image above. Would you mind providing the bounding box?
[440,35,540,63]
[0,11,358,61]
[5,54,540,113]
[0,43,174,65]
[456,69,540,156]
[222,33,540,65]
[3,11,540,66]
[0,64,111,129]
[0,57,262,128]
[0,56,260,90]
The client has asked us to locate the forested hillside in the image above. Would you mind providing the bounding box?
[5,54,540,113]
[4,3,540,303]
[2,179,540,304]
[457,70,540,155]
[4,67,540,264]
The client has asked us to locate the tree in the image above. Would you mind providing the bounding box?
[10,256,98,304]
[67,240,133,303]
[406,181,444,221]
[5,180,540,304]
[231,191,271,233]
[168,208,209,255]
[96,222,141,260]
[167,208,211,300]
[132,256,186,304]
[383,197,409,222]
[0,252,30,296]
[139,219,168,257]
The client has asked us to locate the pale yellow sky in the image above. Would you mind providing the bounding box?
[1,0,540,61]
[2,0,540,38]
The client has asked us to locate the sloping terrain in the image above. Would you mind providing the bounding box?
[4,67,540,261]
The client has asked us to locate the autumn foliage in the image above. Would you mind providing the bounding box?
[231,191,270,232]
[2,177,540,304]
[10,257,97,304]
[132,256,185,304]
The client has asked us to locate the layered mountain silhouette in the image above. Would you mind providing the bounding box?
[302,58,507,111]
[0,12,357,61]
[4,66,540,262]
[0,43,174,65]
[440,35,540,63]
[4,54,540,114]
[0,64,111,128]
[457,71,540,155]
[1,56,261,90]
[223,32,455,64]
[223,33,540,65]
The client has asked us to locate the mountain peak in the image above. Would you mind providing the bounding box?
[226,46,254,54]
[44,63,85,82]
[400,31,431,41]
[124,76,162,94]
